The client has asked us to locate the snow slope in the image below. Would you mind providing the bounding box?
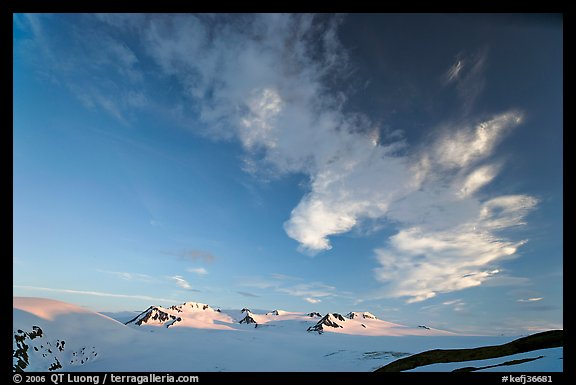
[13,297,563,372]
[13,297,136,371]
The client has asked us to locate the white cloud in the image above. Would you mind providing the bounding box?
[458,164,500,198]
[444,49,488,112]
[13,285,178,303]
[170,275,194,290]
[239,274,339,302]
[304,297,322,304]
[283,137,413,253]
[240,88,283,149]
[480,195,538,229]
[373,191,536,302]
[187,267,208,276]
[98,270,155,282]
[163,249,216,263]
[269,273,301,281]
[422,299,467,313]
[432,112,522,170]
[482,274,531,287]
[445,59,464,83]
[277,282,336,298]
[518,297,543,303]
[366,111,535,303]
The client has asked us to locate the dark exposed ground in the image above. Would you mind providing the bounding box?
[375,330,563,372]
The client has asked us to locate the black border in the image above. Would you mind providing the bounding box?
[6,4,569,384]
[7,372,571,384]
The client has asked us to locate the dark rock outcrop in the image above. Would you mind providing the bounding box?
[239,314,257,325]
[125,306,176,326]
[346,312,377,320]
[375,330,564,372]
[307,313,346,334]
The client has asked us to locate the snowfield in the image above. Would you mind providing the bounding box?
[13,297,563,372]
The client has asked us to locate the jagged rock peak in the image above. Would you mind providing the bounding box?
[125,306,177,326]
[307,313,346,334]
[239,314,257,325]
[308,312,322,317]
[346,311,377,320]
[266,310,285,316]
[169,302,212,312]
[331,313,346,322]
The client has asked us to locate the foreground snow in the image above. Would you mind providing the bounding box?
[13,297,562,372]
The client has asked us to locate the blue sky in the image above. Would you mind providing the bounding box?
[13,14,562,334]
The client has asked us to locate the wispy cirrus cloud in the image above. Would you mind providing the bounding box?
[442,300,467,312]
[236,291,260,298]
[239,274,339,303]
[163,249,216,264]
[270,273,302,281]
[304,297,322,304]
[169,275,200,292]
[16,14,147,125]
[13,285,178,303]
[421,299,467,314]
[97,269,156,282]
[517,297,543,303]
[374,193,536,303]
[276,282,337,299]
[187,267,208,276]
[20,14,539,303]
[443,48,488,113]
[445,59,464,83]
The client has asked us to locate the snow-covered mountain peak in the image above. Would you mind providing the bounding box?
[170,301,214,313]
[266,309,286,316]
[125,302,236,330]
[346,311,378,320]
[307,313,347,334]
[239,313,258,325]
[126,306,178,327]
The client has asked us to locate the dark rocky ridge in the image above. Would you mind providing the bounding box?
[239,314,257,325]
[307,313,346,334]
[13,326,96,372]
[125,306,178,327]
[375,330,564,372]
[346,312,377,320]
